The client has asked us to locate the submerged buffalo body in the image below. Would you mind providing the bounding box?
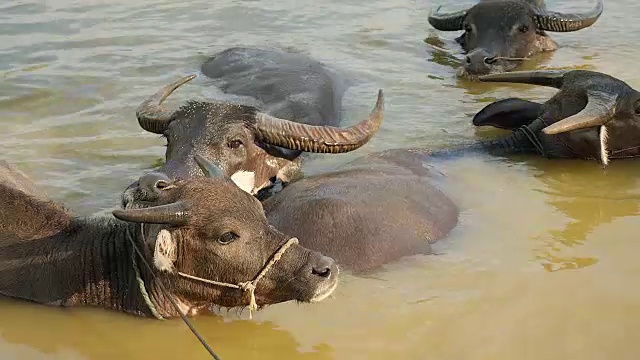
[0,157,338,318]
[263,150,459,273]
[428,0,603,77]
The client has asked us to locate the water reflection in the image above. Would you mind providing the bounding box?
[524,158,640,271]
[3,0,640,357]
[0,297,333,360]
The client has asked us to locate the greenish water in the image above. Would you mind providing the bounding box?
[1,0,640,359]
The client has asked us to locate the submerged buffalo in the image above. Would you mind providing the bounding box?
[125,46,382,203]
[428,0,603,77]
[267,69,640,272]
[471,69,640,165]
[0,156,338,318]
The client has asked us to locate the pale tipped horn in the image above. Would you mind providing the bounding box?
[136,74,196,134]
[479,70,567,88]
[533,0,604,32]
[542,90,616,135]
[113,202,189,225]
[194,154,225,178]
[254,90,385,154]
[427,5,468,31]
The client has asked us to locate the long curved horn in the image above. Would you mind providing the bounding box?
[136,74,196,134]
[113,202,189,225]
[254,90,384,154]
[542,90,616,135]
[479,70,567,88]
[533,0,603,32]
[427,5,468,31]
[193,154,225,178]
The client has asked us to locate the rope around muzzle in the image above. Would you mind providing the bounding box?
[176,237,299,319]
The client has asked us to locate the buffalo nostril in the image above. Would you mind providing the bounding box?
[138,172,172,194]
[484,56,496,64]
[312,266,331,278]
[155,180,169,190]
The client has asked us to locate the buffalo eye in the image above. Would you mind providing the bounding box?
[518,25,529,33]
[227,139,243,149]
[634,100,640,115]
[218,232,239,245]
[464,24,472,33]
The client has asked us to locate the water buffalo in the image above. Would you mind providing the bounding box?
[0,156,339,318]
[427,0,604,77]
[125,46,382,203]
[471,69,640,165]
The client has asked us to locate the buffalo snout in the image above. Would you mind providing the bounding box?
[464,48,497,75]
[138,171,171,192]
[294,250,339,303]
[310,254,337,278]
[122,171,171,208]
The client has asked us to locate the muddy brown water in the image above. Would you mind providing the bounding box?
[2,0,640,359]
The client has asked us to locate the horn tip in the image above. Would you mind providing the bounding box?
[179,73,197,85]
[112,209,128,221]
[193,154,225,178]
[193,154,209,175]
[374,89,384,111]
[542,125,561,135]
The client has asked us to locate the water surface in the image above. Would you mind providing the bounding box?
[2,0,640,359]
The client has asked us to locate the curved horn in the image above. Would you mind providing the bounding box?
[113,202,189,226]
[533,0,604,32]
[193,154,225,178]
[542,90,616,135]
[136,74,196,134]
[479,70,568,88]
[254,90,384,154]
[428,5,468,31]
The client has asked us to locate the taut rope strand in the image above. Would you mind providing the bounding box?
[177,237,299,319]
[491,56,530,62]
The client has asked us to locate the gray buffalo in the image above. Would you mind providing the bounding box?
[262,149,459,273]
[125,46,382,204]
[471,69,640,165]
[428,0,603,77]
[0,156,339,318]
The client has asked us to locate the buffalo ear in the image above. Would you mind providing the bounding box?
[472,98,542,130]
[153,229,177,272]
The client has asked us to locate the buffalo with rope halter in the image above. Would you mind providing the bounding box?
[471,69,640,166]
[426,0,604,76]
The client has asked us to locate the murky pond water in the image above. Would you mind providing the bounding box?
[2,0,640,358]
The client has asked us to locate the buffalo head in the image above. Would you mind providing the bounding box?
[113,155,339,311]
[473,69,640,165]
[123,75,384,207]
[428,0,603,77]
